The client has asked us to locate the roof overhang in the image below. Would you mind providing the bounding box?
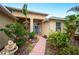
[0,5,18,20]
[6,6,48,16]
[44,16,65,22]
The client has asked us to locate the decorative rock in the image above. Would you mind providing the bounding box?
[0,40,18,55]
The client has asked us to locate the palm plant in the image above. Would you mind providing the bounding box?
[22,4,28,29]
[22,4,28,16]
[67,6,79,13]
[64,15,77,40]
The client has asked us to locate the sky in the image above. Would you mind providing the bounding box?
[1,3,79,18]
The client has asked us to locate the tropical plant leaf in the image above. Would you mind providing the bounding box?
[22,4,28,16]
[67,6,79,13]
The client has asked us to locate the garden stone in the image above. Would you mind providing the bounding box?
[0,40,18,55]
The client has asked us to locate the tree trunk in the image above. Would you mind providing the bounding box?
[70,36,75,45]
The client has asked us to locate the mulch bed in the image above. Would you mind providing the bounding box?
[14,38,39,55]
[45,42,60,55]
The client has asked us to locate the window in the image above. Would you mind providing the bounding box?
[76,21,79,27]
[56,22,61,31]
[76,21,79,33]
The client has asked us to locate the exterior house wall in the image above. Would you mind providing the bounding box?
[12,11,47,32]
[41,20,64,36]
[61,21,64,32]
[12,11,65,35]
[0,12,15,28]
[12,11,25,17]
[27,13,46,20]
[41,21,49,35]
[49,20,64,32]
[0,11,15,49]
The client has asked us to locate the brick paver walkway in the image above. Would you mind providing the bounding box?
[29,35,46,55]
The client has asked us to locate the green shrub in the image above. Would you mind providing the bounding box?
[48,32,69,48]
[58,46,79,55]
[29,32,36,39]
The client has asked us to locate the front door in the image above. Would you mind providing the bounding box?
[33,22,41,34]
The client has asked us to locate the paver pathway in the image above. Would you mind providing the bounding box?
[29,35,46,55]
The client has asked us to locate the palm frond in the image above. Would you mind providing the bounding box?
[22,4,28,16]
[67,6,79,13]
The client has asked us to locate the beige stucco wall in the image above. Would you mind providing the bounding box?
[41,21,49,36]
[0,11,15,49]
[12,11,46,20]
[0,12,15,29]
[41,20,64,36]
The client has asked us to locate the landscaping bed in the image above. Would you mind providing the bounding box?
[45,32,79,55]
[45,42,79,55]
[0,22,38,55]
[14,35,39,55]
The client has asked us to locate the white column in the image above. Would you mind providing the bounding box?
[30,18,33,32]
